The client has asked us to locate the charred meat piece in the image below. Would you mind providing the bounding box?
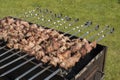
[55,50,71,65]
[35,50,45,60]
[41,55,51,63]
[21,39,28,45]
[49,57,60,66]
[13,43,20,49]
[7,42,14,48]
[57,50,71,61]
[90,41,96,48]
[60,51,81,69]
[80,46,87,57]
[49,30,59,38]
[6,17,15,25]
[71,41,83,53]
[20,21,30,27]
[52,38,61,50]
[46,45,54,53]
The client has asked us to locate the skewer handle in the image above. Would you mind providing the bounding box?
[80,25,99,38]
[69,21,92,38]
[88,25,109,41]
[96,28,114,42]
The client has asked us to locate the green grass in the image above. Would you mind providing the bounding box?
[0,0,120,80]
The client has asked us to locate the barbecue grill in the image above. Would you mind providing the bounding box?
[0,8,114,80]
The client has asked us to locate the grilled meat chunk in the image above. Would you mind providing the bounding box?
[60,51,81,69]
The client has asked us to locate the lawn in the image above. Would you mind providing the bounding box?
[0,0,120,80]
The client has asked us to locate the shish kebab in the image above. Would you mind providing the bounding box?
[0,17,102,70]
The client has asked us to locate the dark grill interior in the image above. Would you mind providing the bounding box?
[0,38,106,80]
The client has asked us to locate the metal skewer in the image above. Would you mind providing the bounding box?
[0,54,28,69]
[21,8,80,32]
[88,25,109,41]
[63,21,92,36]
[0,41,5,45]
[44,69,61,80]
[33,13,79,33]
[28,66,51,80]
[0,51,21,63]
[36,9,54,25]
[69,21,92,38]
[22,9,57,28]
[22,8,46,23]
[96,28,114,42]
[0,45,6,50]
[15,63,43,80]
[49,17,79,30]
[80,25,99,38]
[0,48,14,57]
[0,57,35,77]
[62,18,79,29]
[24,8,55,25]
[36,13,72,29]
[22,9,38,20]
